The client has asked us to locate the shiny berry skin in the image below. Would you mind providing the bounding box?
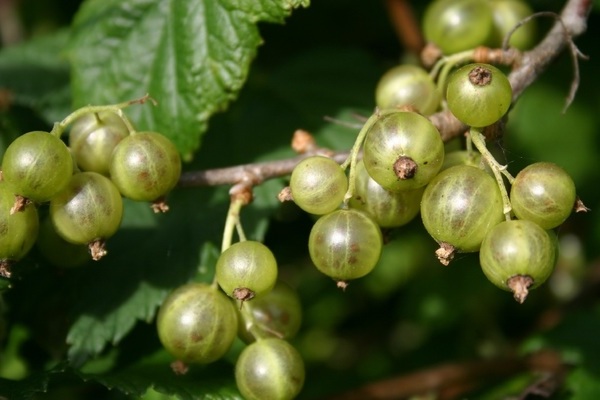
[0,181,39,264]
[308,208,383,283]
[349,160,424,228]
[69,110,130,175]
[157,283,238,364]
[510,162,576,229]
[1,131,73,202]
[420,165,504,257]
[50,172,123,246]
[489,0,537,50]
[423,0,494,55]
[109,131,181,202]
[216,240,278,302]
[479,219,557,303]
[446,63,512,128]
[235,338,305,400]
[289,155,347,215]
[375,64,441,115]
[362,110,444,192]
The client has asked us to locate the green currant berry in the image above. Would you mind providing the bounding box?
[1,131,73,202]
[362,110,444,192]
[50,172,123,258]
[349,160,423,228]
[480,219,557,303]
[289,155,347,215]
[375,64,441,115]
[420,165,504,265]
[157,283,238,364]
[237,280,302,343]
[446,63,512,127]
[69,111,130,176]
[423,0,494,55]
[36,217,90,268]
[489,0,537,50]
[235,338,305,400]
[510,162,576,229]
[308,208,382,285]
[109,131,181,203]
[0,181,39,276]
[216,241,278,303]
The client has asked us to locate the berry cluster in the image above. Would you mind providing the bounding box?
[0,98,181,277]
[277,0,586,306]
[156,191,305,399]
[152,1,584,397]
[157,253,305,399]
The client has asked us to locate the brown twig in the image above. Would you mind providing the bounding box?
[178,0,591,189]
[322,350,565,400]
[178,150,349,188]
[384,0,425,56]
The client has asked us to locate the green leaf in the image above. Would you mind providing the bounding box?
[566,366,600,399]
[78,349,242,400]
[0,29,71,124]
[68,0,309,160]
[0,363,67,400]
[0,376,49,400]
[64,179,277,362]
[64,191,217,363]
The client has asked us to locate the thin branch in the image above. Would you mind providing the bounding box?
[177,150,349,188]
[178,0,591,189]
[321,350,565,400]
[384,0,425,56]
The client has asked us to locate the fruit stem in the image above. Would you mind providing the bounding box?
[468,129,514,220]
[430,49,476,95]
[212,196,246,289]
[220,196,245,253]
[341,108,393,206]
[49,94,155,138]
[236,219,247,242]
[239,302,281,341]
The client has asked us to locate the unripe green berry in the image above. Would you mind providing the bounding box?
[235,338,305,400]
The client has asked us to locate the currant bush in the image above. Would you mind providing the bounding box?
[0,1,594,399]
